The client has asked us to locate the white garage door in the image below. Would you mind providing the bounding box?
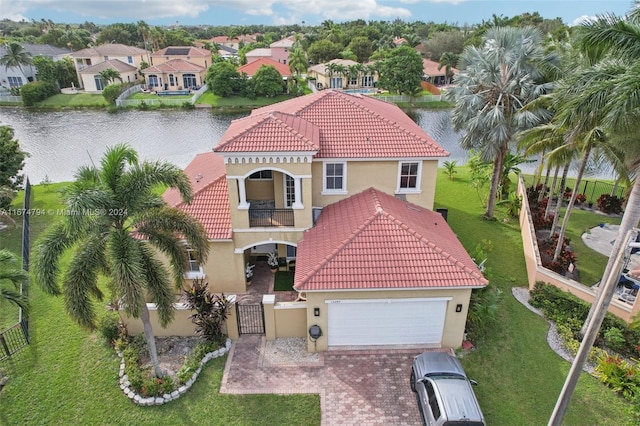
[327,298,450,346]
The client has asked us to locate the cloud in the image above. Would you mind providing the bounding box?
[571,14,595,26]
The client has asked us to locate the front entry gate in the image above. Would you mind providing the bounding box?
[236,303,265,335]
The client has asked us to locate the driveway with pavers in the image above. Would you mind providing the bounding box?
[220,335,452,425]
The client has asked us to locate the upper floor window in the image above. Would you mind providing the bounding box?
[104,56,109,61]
[127,56,133,64]
[323,162,346,193]
[397,161,421,193]
[7,76,23,87]
[185,246,204,278]
[249,170,272,180]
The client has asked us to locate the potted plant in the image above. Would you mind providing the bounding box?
[245,262,255,285]
[267,252,279,274]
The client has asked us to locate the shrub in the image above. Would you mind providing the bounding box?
[575,193,587,204]
[102,83,124,104]
[20,81,59,106]
[604,327,626,352]
[182,101,195,109]
[184,279,233,344]
[597,194,624,214]
[595,354,640,401]
[98,313,121,344]
[177,340,218,384]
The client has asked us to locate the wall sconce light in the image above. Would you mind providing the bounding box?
[313,307,320,317]
[456,304,463,313]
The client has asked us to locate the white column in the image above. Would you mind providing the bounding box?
[238,177,250,209]
[292,176,303,209]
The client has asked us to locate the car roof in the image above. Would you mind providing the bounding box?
[413,352,467,377]
[434,378,485,422]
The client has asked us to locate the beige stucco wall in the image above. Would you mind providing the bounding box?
[517,177,638,323]
[310,159,438,210]
[119,303,196,337]
[303,288,472,352]
[79,70,139,93]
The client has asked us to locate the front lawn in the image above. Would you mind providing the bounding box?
[35,93,109,108]
[196,91,296,109]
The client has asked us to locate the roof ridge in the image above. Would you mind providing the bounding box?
[270,112,319,150]
[215,114,272,150]
[175,173,226,209]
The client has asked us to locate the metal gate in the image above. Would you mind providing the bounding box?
[236,303,265,335]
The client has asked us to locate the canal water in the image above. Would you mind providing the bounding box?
[0,106,520,183]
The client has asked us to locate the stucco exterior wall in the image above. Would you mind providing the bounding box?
[310,159,438,210]
[303,288,472,352]
[79,70,139,93]
[119,303,196,337]
[517,177,638,323]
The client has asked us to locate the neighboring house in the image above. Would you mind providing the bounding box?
[141,59,206,91]
[237,57,291,79]
[134,90,487,352]
[216,45,238,60]
[69,43,148,89]
[78,59,138,93]
[149,46,211,69]
[307,59,377,90]
[209,34,258,51]
[0,43,71,89]
[422,58,458,86]
[244,36,295,64]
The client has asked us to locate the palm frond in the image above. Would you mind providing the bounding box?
[101,144,138,192]
[33,222,77,296]
[138,242,174,327]
[108,229,145,318]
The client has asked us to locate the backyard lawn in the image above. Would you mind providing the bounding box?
[35,93,109,108]
[0,168,635,425]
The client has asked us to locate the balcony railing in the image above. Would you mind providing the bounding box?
[249,208,294,227]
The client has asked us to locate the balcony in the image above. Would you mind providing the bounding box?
[249,208,294,227]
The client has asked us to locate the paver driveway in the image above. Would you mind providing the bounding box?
[220,335,452,425]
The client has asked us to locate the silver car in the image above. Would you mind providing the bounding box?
[410,352,486,426]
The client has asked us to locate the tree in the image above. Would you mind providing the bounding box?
[252,65,285,97]
[445,27,552,219]
[347,36,373,63]
[307,39,342,64]
[33,144,209,378]
[205,61,244,97]
[0,249,29,314]
[421,31,466,61]
[0,126,27,209]
[288,46,308,78]
[0,42,33,74]
[377,45,424,95]
[437,52,457,84]
[98,68,122,85]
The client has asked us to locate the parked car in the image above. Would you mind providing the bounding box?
[410,351,485,426]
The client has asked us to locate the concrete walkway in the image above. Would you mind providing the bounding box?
[581,223,640,271]
[220,335,451,425]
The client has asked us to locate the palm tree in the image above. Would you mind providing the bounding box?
[445,26,553,219]
[437,52,457,85]
[0,43,33,75]
[98,68,122,85]
[0,249,29,314]
[288,47,308,79]
[33,144,209,378]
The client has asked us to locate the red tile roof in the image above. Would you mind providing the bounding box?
[294,188,488,291]
[214,90,448,158]
[142,59,205,73]
[78,59,137,74]
[237,57,291,77]
[163,152,232,240]
[422,58,458,77]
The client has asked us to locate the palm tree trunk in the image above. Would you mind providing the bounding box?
[140,303,164,378]
[553,147,591,261]
[580,167,640,338]
[550,163,570,236]
[544,165,560,218]
[485,144,507,219]
[534,149,546,190]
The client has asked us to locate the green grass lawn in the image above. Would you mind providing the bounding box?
[274,271,295,291]
[0,170,635,425]
[129,92,192,100]
[435,168,634,425]
[35,93,109,108]
[196,91,296,109]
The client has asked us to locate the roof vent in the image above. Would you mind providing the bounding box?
[195,173,203,183]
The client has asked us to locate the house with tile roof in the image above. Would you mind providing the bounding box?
[0,43,71,90]
[244,36,295,65]
[422,58,458,86]
[141,46,211,91]
[237,57,291,79]
[69,43,148,90]
[131,90,486,351]
[307,59,378,90]
[78,59,139,92]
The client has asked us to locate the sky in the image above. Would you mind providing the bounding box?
[0,0,634,27]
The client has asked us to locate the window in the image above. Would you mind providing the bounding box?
[362,75,374,87]
[94,75,105,91]
[147,75,159,87]
[185,246,204,278]
[127,56,133,64]
[285,175,295,207]
[329,77,342,89]
[398,161,421,192]
[349,76,357,86]
[425,382,441,420]
[183,73,197,88]
[7,76,23,87]
[169,74,175,86]
[323,162,346,193]
[104,56,109,61]
[286,245,297,258]
[249,170,272,180]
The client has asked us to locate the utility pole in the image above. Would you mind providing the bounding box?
[548,228,635,425]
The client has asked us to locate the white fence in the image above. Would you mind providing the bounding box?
[116,84,208,108]
[0,94,22,104]
[375,94,442,102]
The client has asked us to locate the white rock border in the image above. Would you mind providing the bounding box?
[116,338,232,406]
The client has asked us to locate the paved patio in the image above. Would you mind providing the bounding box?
[220,335,451,425]
[581,223,640,271]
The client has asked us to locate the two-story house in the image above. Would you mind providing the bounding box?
[142,46,211,91]
[245,36,295,64]
[69,43,147,91]
[307,59,378,91]
[0,43,71,90]
[155,90,487,352]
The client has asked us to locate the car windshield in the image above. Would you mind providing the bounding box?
[425,373,466,380]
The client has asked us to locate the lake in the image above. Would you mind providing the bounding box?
[0,106,529,184]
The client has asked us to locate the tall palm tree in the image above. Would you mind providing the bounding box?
[33,144,209,378]
[446,26,553,219]
[0,249,29,313]
[288,47,308,79]
[437,52,457,85]
[0,43,33,75]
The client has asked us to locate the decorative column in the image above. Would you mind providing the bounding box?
[238,177,249,209]
[292,176,303,209]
